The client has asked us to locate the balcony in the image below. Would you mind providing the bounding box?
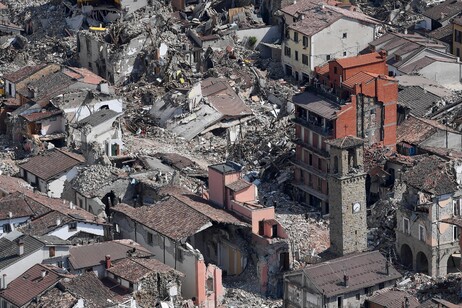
[291,158,328,180]
[292,181,328,201]
[306,85,348,106]
[292,117,334,137]
[292,138,330,158]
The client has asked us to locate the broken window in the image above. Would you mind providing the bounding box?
[206,277,214,292]
[280,252,290,270]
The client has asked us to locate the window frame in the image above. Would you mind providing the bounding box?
[403,217,410,235]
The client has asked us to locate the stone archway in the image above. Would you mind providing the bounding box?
[416,251,429,274]
[447,252,461,274]
[400,244,413,269]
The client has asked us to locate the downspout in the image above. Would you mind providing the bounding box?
[163,237,166,265]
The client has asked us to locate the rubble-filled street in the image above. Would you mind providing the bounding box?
[1,0,462,306]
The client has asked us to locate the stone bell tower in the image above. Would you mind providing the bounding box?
[327,136,367,256]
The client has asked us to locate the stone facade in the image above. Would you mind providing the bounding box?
[328,139,368,256]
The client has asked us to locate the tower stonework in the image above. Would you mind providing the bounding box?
[327,136,368,256]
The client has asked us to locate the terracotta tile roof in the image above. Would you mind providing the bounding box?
[61,272,120,307]
[0,192,49,220]
[0,264,61,307]
[68,240,152,270]
[19,149,85,181]
[226,179,252,192]
[367,289,419,307]
[63,67,106,85]
[3,64,47,83]
[21,109,63,122]
[21,211,72,236]
[112,197,212,240]
[107,257,183,283]
[157,185,249,227]
[292,91,340,120]
[342,71,376,88]
[280,0,319,17]
[397,115,454,145]
[27,286,77,308]
[0,175,31,194]
[201,78,252,117]
[423,0,462,21]
[325,135,364,148]
[335,52,384,68]
[315,63,329,76]
[302,250,401,297]
[404,156,458,195]
[0,235,45,270]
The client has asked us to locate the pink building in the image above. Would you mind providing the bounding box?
[207,162,291,296]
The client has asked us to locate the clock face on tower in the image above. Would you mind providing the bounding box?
[352,202,361,213]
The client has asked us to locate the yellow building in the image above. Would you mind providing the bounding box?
[452,17,462,58]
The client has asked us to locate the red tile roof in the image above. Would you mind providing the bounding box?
[107,258,183,283]
[342,72,395,89]
[397,114,455,145]
[19,149,84,181]
[3,64,47,83]
[63,67,106,85]
[21,109,63,122]
[0,264,61,307]
[68,240,152,270]
[335,52,384,68]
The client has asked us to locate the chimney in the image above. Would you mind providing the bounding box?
[17,239,24,256]
[343,274,349,287]
[69,201,74,210]
[2,274,7,289]
[105,255,111,269]
[41,270,47,278]
[379,50,387,59]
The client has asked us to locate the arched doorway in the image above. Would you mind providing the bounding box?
[400,244,413,269]
[447,252,461,274]
[416,251,429,274]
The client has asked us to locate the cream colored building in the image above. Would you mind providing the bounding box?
[280,3,379,81]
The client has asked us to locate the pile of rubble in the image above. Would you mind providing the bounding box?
[71,164,126,195]
[398,273,462,303]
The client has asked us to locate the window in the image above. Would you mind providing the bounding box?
[2,300,7,308]
[334,67,338,74]
[303,36,308,47]
[284,46,291,57]
[454,226,461,241]
[49,246,56,258]
[147,232,153,245]
[458,48,461,58]
[58,261,63,268]
[337,296,342,308]
[295,51,299,61]
[342,32,347,39]
[419,225,425,241]
[403,218,410,234]
[129,282,134,290]
[302,54,308,65]
[2,224,11,233]
[326,55,331,61]
[364,287,372,296]
[343,51,347,56]
[294,31,298,42]
[68,222,77,231]
[379,282,385,289]
[356,293,360,300]
[454,199,461,216]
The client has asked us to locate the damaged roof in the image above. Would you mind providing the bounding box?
[300,250,401,298]
[21,109,63,122]
[404,155,458,195]
[0,175,31,195]
[201,78,252,116]
[397,115,454,145]
[0,192,49,220]
[68,240,151,270]
[3,64,47,83]
[326,136,364,148]
[107,257,183,283]
[19,149,85,181]
[0,264,61,307]
[367,289,419,307]
[226,179,252,192]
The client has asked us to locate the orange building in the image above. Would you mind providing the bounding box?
[292,52,398,213]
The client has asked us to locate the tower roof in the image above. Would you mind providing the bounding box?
[326,136,364,149]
